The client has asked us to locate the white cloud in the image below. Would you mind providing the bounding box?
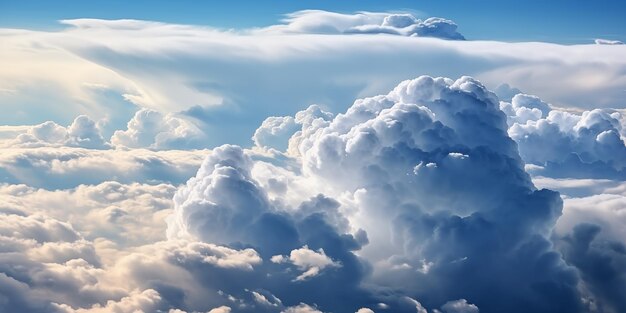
[55,289,163,313]
[505,96,626,179]
[111,108,207,150]
[281,303,323,313]
[0,147,207,189]
[166,75,588,312]
[595,39,624,45]
[2,116,109,149]
[3,70,625,312]
[208,306,232,313]
[440,299,479,313]
[2,14,626,146]
[271,245,341,281]
[260,11,465,40]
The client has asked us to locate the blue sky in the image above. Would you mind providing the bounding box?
[1,0,626,43]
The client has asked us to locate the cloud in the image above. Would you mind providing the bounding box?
[208,306,232,313]
[253,105,334,152]
[0,202,268,313]
[271,245,341,281]
[504,95,626,179]
[0,147,207,189]
[556,224,626,313]
[260,11,465,40]
[55,289,163,313]
[3,73,626,312]
[595,39,624,45]
[281,303,323,313]
[111,108,208,150]
[440,299,479,313]
[2,14,626,146]
[3,115,109,149]
[164,76,596,312]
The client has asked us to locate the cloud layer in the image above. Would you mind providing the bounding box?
[2,12,626,146]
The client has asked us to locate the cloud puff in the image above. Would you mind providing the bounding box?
[281,303,322,313]
[271,245,341,281]
[208,306,232,313]
[440,299,479,313]
[504,95,626,179]
[261,10,465,40]
[595,39,624,45]
[111,108,207,150]
[253,105,333,152]
[3,116,109,149]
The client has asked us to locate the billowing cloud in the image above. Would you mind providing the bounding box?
[2,115,109,149]
[111,108,208,150]
[253,105,333,152]
[503,93,626,179]
[2,73,625,313]
[164,76,596,312]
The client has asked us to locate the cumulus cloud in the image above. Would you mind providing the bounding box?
[503,94,626,179]
[3,115,109,149]
[271,245,340,281]
[3,74,625,313]
[111,108,207,150]
[164,76,598,312]
[0,203,268,313]
[0,181,178,249]
[253,105,334,152]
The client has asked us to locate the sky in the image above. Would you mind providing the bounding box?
[1,0,626,43]
[1,2,626,313]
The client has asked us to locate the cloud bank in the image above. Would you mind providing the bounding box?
[3,74,626,312]
[2,11,626,147]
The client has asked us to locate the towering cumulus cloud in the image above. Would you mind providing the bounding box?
[166,76,588,312]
